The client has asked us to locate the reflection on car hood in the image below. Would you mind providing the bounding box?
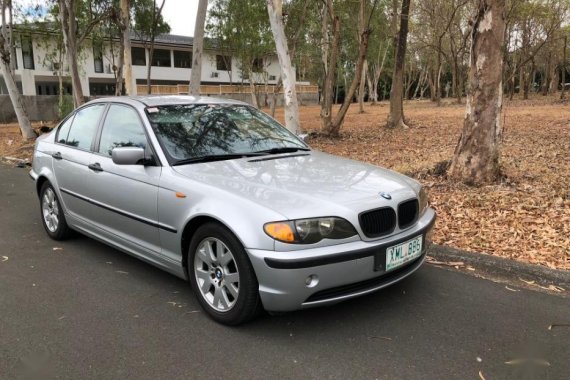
[172,151,418,219]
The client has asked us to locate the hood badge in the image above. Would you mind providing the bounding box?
[379,192,392,200]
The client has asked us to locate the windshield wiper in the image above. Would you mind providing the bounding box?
[254,147,310,155]
[172,153,263,166]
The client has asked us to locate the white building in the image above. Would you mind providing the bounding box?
[1,29,283,97]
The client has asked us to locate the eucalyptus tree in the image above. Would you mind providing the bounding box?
[207,0,275,107]
[319,0,378,136]
[121,0,134,95]
[58,0,113,106]
[267,0,299,133]
[132,0,169,94]
[364,2,391,105]
[189,0,208,96]
[505,0,564,99]
[386,0,410,129]
[0,0,36,139]
[450,0,506,184]
[414,0,468,106]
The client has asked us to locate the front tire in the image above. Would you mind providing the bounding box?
[40,182,71,240]
[188,222,261,325]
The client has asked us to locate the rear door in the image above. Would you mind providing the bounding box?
[52,104,107,224]
[84,104,162,253]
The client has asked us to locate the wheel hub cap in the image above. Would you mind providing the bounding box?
[194,237,240,312]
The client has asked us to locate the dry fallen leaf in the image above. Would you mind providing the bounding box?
[367,336,393,341]
[548,323,570,330]
[505,358,550,367]
[1,256,8,262]
[478,370,486,380]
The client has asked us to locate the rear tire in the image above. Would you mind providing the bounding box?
[39,182,71,240]
[188,222,261,325]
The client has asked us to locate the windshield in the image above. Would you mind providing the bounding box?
[146,104,308,163]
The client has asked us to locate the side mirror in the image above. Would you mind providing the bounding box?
[112,147,146,165]
[297,133,309,143]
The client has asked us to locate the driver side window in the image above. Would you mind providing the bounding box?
[98,105,148,157]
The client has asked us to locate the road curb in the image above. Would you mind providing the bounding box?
[428,245,570,289]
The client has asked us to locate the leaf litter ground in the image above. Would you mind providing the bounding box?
[1,96,568,270]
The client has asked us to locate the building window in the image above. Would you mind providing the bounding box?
[269,75,276,81]
[132,47,146,66]
[216,55,231,71]
[152,49,171,67]
[21,36,34,69]
[252,58,264,73]
[93,44,103,73]
[173,50,192,68]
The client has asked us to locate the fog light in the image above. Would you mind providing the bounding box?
[305,274,319,288]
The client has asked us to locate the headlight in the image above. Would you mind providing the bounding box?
[418,186,429,215]
[264,217,357,244]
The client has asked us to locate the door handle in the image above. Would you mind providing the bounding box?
[52,152,62,160]
[88,163,104,172]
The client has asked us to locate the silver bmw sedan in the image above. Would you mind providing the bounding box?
[30,96,436,325]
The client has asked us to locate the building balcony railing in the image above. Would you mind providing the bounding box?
[136,84,319,95]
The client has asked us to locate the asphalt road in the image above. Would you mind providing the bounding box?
[1,164,569,380]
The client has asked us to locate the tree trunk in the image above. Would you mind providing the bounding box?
[248,75,259,108]
[321,0,370,136]
[358,59,367,113]
[434,51,442,106]
[542,52,551,96]
[0,0,36,139]
[114,32,125,96]
[449,0,505,185]
[147,43,154,94]
[122,0,135,95]
[561,36,567,100]
[146,0,166,95]
[386,0,411,129]
[189,0,208,95]
[59,0,85,107]
[267,0,300,134]
[320,1,340,134]
[366,61,374,104]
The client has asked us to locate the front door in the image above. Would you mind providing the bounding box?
[84,104,162,254]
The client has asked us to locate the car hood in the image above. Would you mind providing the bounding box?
[172,151,418,219]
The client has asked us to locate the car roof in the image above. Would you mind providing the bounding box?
[87,95,250,108]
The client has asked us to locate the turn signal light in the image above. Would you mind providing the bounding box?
[264,222,296,243]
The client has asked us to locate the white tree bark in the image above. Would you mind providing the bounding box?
[449,0,506,184]
[189,0,208,96]
[122,0,135,95]
[59,0,85,107]
[266,0,300,134]
[1,0,35,139]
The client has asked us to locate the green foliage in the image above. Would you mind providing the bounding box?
[207,0,274,80]
[58,94,74,120]
[132,0,171,39]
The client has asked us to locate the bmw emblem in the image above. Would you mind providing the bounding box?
[379,192,392,200]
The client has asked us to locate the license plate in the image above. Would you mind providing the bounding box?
[385,235,423,271]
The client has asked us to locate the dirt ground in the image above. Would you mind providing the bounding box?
[1,96,569,270]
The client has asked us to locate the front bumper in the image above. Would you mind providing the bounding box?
[247,208,436,312]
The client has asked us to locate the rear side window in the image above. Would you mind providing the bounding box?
[65,104,106,150]
[98,105,147,157]
[56,116,74,144]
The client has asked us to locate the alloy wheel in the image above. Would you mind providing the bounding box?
[193,237,240,312]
